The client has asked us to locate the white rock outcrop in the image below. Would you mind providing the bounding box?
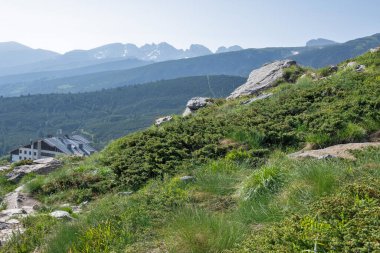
[155,116,173,126]
[182,97,213,116]
[370,46,380,53]
[227,60,297,99]
[346,62,366,72]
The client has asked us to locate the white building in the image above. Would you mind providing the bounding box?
[10,135,96,162]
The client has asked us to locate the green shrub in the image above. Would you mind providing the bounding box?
[235,181,380,253]
[25,176,45,194]
[228,130,265,149]
[46,195,152,253]
[282,65,305,83]
[10,159,33,169]
[336,122,367,142]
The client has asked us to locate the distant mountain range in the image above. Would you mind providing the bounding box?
[0,33,378,97]
[0,42,58,69]
[0,42,243,76]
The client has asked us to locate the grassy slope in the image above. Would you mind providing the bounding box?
[1,50,380,252]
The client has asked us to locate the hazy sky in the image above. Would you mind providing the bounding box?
[0,0,379,53]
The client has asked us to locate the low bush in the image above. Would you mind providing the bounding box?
[236,181,380,253]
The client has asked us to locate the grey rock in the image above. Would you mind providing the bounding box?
[370,46,380,53]
[80,201,89,207]
[50,210,73,220]
[227,60,297,99]
[7,158,61,182]
[346,62,365,72]
[328,65,338,72]
[186,97,212,110]
[346,61,357,68]
[180,176,195,182]
[155,116,173,126]
[355,64,366,72]
[0,208,26,218]
[182,97,212,116]
[6,172,25,183]
[182,107,193,117]
[317,154,338,159]
[289,142,380,160]
[0,222,9,230]
[0,166,10,172]
[241,93,273,105]
[5,219,20,225]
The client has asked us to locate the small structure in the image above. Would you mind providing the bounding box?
[10,135,96,162]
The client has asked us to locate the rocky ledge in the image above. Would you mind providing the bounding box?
[6,158,62,183]
[289,142,380,160]
[227,60,297,99]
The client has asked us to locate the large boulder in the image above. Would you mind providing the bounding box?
[6,158,61,182]
[227,60,297,99]
[182,97,213,116]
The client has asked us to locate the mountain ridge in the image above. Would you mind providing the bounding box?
[0,41,243,76]
[0,33,379,97]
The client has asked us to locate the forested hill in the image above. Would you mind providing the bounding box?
[0,75,245,155]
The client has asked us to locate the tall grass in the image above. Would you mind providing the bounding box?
[45,195,151,253]
[228,130,265,149]
[194,159,249,196]
[165,208,245,253]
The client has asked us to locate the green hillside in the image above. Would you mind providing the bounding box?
[0,50,380,252]
[0,33,379,97]
[0,75,245,156]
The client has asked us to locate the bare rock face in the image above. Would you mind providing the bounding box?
[6,158,61,183]
[370,46,380,53]
[289,142,380,160]
[227,60,297,99]
[155,116,173,126]
[182,97,213,116]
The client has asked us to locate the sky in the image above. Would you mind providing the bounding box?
[0,0,379,53]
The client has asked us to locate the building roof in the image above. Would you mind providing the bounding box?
[11,135,96,157]
[43,136,96,156]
